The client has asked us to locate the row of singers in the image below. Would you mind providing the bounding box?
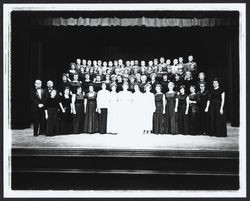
[67,56,197,81]
[31,78,226,137]
[57,71,207,95]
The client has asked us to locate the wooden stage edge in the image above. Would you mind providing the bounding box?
[12,147,239,159]
[11,147,239,190]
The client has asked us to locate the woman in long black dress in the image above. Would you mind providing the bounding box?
[184,71,196,94]
[164,82,179,134]
[188,85,200,135]
[209,78,227,137]
[59,87,73,134]
[78,67,85,84]
[72,86,85,134]
[197,72,207,87]
[68,63,78,81]
[177,85,189,135]
[116,75,124,93]
[149,73,159,94]
[153,84,166,134]
[58,73,70,96]
[197,82,211,135]
[45,89,59,136]
[160,74,170,94]
[82,73,92,93]
[93,75,102,92]
[128,76,136,93]
[139,75,148,93]
[70,74,82,94]
[89,67,95,81]
[104,74,111,91]
[84,84,99,133]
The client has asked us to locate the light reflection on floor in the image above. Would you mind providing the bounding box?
[11,125,239,150]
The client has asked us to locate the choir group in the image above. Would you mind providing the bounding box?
[30,55,227,137]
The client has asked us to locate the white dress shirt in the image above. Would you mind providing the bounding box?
[97,89,110,109]
[37,89,42,99]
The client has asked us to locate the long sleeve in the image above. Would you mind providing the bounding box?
[96,91,101,109]
[152,94,156,111]
[41,89,48,104]
[97,90,110,108]
[30,90,40,106]
[44,98,49,110]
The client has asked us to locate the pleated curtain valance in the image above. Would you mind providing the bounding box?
[33,17,238,27]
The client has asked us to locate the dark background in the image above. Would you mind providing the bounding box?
[11,11,239,129]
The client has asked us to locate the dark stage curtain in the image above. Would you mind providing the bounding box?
[11,22,32,129]
[226,29,240,127]
[34,17,238,27]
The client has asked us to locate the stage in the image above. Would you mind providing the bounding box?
[12,124,239,150]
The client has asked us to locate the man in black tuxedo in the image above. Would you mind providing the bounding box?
[30,80,48,136]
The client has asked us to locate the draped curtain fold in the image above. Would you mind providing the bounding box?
[226,33,240,127]
[36,17,237,27]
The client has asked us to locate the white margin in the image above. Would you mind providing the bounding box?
[3,3,246,198]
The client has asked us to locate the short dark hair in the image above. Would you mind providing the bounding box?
[213,77,219,82]
[144,83,152,90]
[179,85,186,90]
[51,89,57,93]
[190,85,196,90]
[155,84,162,89]
[110,83,117,88]
[199,81,206,86]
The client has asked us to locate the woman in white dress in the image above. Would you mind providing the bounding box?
[107,83,119,134]
[117,82,133,135]
[142,83,156,134]
[131,83,144,134]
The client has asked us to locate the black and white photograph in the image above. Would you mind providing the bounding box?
[3,3,246,198]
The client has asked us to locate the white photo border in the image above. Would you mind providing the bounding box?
[3,3,246,198]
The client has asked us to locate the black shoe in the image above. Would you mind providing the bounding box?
[34,134,39,137]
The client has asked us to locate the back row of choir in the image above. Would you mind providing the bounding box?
[69,56,197,78]
[65,56,198,92]
[31,78,227,137]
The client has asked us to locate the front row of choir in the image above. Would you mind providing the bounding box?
[41,77,227,137]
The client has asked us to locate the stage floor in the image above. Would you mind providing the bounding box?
[11,124,239,151]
